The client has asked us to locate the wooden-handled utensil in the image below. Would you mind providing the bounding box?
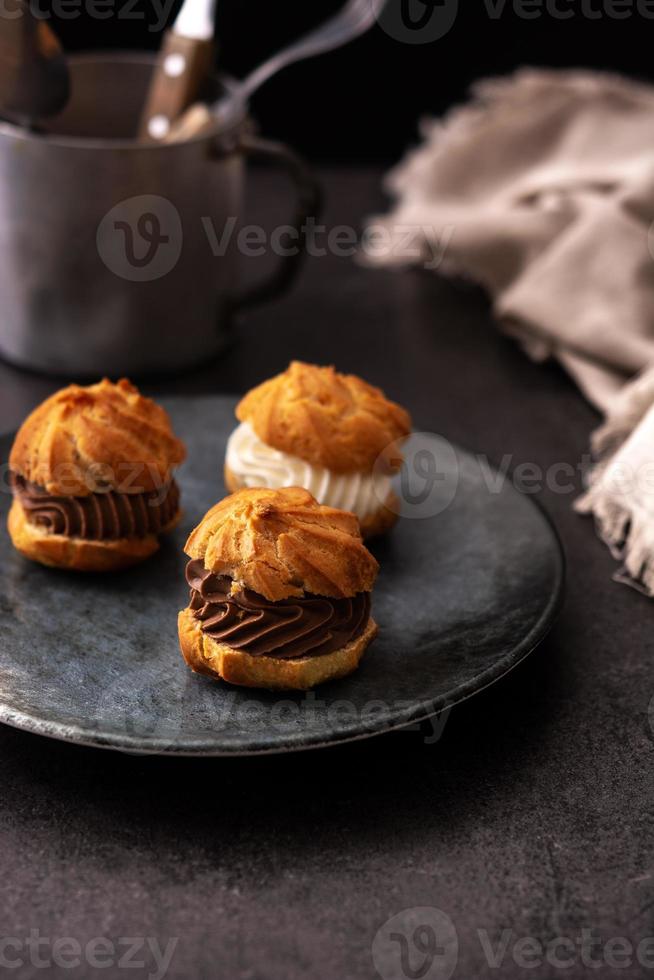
[139,0,217,142]
[166,0,389,143]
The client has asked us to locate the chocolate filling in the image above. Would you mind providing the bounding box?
[186,559,371,660]
[11,472,180,541]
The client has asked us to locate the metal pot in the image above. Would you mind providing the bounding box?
[0,52,320,377]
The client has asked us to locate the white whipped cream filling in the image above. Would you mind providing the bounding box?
[225,422,392,521]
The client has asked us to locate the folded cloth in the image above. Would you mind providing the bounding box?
[366,69,654,594]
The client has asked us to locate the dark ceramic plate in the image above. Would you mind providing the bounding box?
[0,396,564,756]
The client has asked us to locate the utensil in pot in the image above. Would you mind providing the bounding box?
[139,0,217,141]
[167,0,388,141]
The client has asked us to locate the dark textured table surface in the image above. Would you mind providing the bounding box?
[0,169,652,980]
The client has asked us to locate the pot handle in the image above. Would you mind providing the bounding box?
[225,133,323,312]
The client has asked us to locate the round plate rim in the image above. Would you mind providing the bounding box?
[0,432,565,757]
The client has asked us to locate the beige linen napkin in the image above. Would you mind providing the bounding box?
[366,69,654,594]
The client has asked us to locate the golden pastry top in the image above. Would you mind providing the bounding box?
[10,378,186,497]
[185,486,379,602]
[236,361,412,474]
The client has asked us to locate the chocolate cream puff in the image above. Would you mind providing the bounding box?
[178,487,379,690]
[224,361,412,538]
[8,379,186,572]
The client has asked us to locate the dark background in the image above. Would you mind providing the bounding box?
[2,174,654,978]
[46,0,652,162]
[3,3,654,977]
